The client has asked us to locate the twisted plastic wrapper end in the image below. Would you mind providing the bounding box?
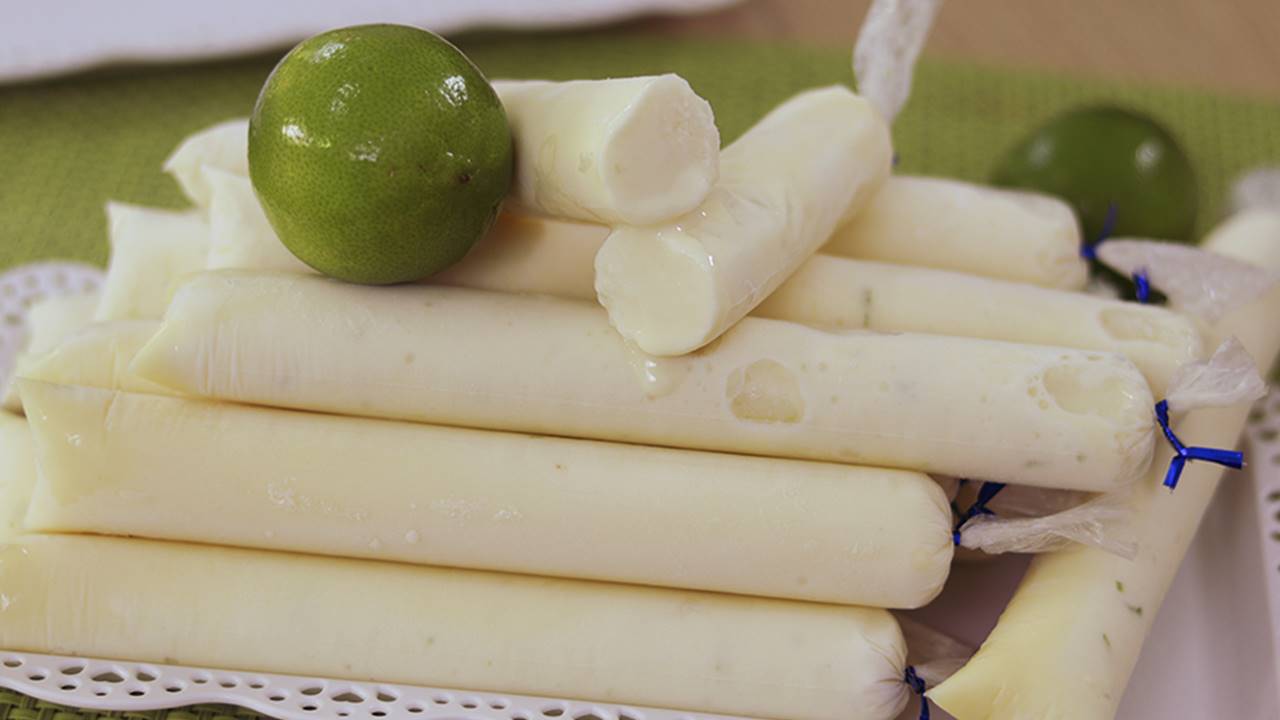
[852,0,944,124]
[1164,336,1268,414]
[1097,238,1278,323]
[897,615,973,687]
[958,490,1138,559]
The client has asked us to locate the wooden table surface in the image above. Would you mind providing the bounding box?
[638,0,1280,101]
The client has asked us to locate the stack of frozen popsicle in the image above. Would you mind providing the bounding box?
[2,65,1279,720]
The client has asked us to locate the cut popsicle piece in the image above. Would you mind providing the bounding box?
[493,75,718,226]
[928,218,1280,720]
[134,272,1156,491]
[94,202,209,322]
[163,117,249,207]
[823,175,1088,289]
[16,321,170,396]
[594,86,892,355]
[1,291,98,412]
[23,382,952,608]
[204,166,310,273]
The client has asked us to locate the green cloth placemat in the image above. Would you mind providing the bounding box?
[2,31,1280,272]
[0,688,254,720]
[1,29,1279,720]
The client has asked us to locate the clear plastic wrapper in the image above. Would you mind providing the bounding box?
[1097,238,1278,323]
[957,489,1137,559]
[852,0,944,124]
[897,615,973,688]
[1164,336,1267,413]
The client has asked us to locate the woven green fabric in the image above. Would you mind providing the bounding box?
[2,31,1280,272]
[1,29,1280,720]
[0,688,249,720]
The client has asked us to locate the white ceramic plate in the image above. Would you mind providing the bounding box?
[0,0,741,83]
[1,260,1277,720]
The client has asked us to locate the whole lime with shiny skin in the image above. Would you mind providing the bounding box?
[249,24,512,284]
[991,105,1198,244]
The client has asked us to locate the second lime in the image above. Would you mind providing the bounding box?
[991,105,1198,244]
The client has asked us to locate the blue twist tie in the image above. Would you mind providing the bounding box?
[947,478,970,517]
[1132,270,1151,303]
[952,481,1007,545]
[903,666,930,720]
[1155,400,1245,489]
[1080,201,1118,260]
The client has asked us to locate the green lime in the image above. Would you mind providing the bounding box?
[249,24,512,284]
[991,105,1198,244]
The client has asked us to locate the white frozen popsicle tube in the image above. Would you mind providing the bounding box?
[190,198,1201,395]
[162,117,249,208]
[203,166,310,273]
[756,257,1200,396]
[0,291,98,412]
[0,533,914,720]
[15,321,170,397]
[927,217,1280,720]
[94,202,209,322]
[823,175,1089,289]
[133,272,1156,491]
[493,75,719,226]
[22,381,952,608]
[594,86,893,355]
[0,418,914,720]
